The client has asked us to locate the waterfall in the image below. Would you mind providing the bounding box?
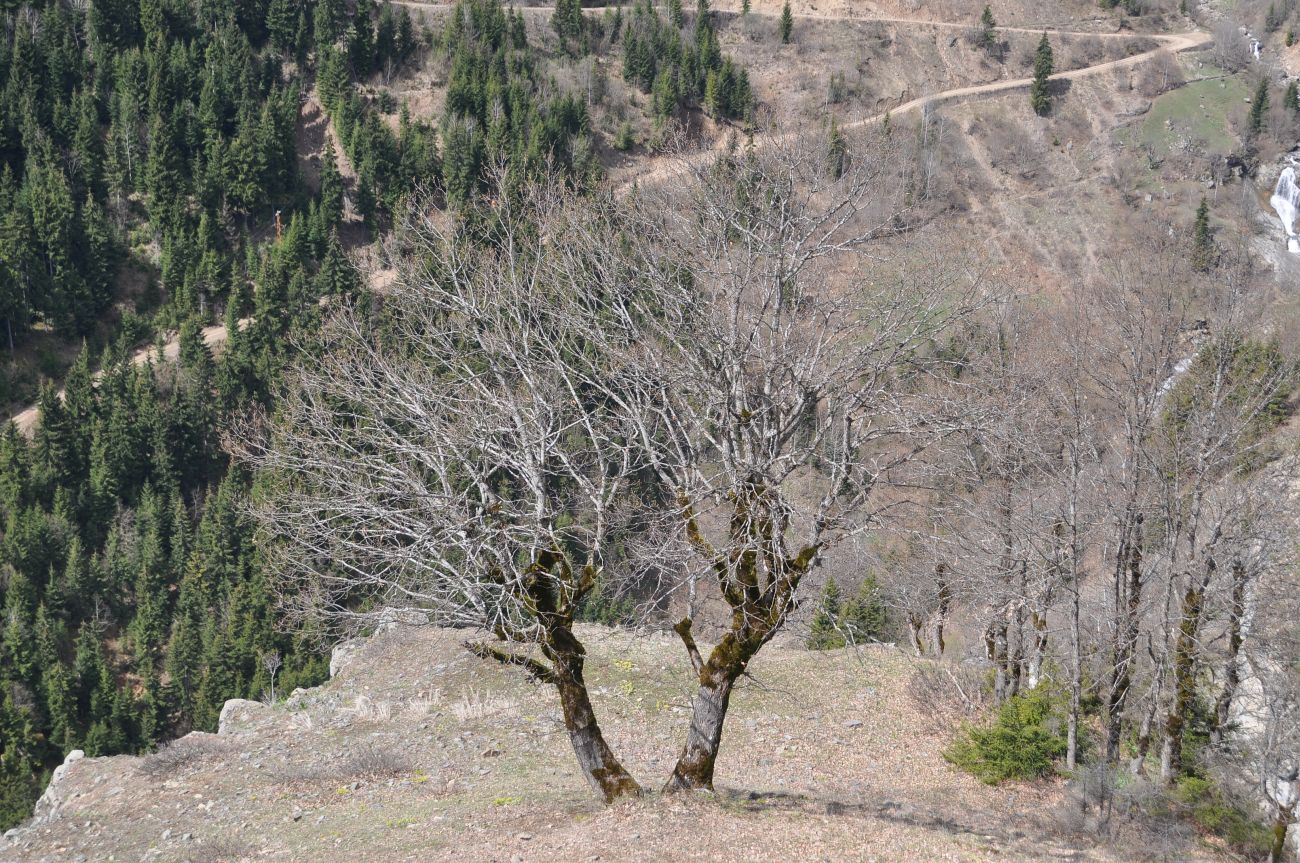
[1270,167,1300,255]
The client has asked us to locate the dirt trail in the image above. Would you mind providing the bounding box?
[9,323,238,436]
[617,25,1211,187]
[4,12,1210,435]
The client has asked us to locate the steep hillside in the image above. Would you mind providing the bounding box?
[0,625,1216,863]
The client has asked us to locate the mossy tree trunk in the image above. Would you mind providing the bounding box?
[548,643,642,802]
[1160,551,1217,782]
[664,490,817,793]
[1269,802,1296,863]
[468,557,641,804]
[1211,558,1247,746]
[1105,511,1144,764]
[664,630,756,791]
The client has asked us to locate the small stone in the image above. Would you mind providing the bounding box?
[843,719,864,729]
[481,748,502,758]
[518,833,533,841]
[161,829,171,841]
[291,808,303,822]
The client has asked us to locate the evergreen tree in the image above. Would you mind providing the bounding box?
[780,0,793,43]
[827,116,846,179]
[1192,195,1214,272]
[841,574,889,645]
[807,577,844,650]
[1249,77,1270,139]
[1029,32,1054,115]
[979,5,997,50]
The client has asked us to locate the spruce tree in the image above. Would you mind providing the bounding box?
[842,575,888,645]
[1029,32,1054,115]
[827,116,846,178]
[780,0,793,43]
[1249,77,1270,139]
[1192,195,1213,272]
[980,5,997,49]
[807,577,844,650]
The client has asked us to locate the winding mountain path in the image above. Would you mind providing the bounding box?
[5,10,1210,434]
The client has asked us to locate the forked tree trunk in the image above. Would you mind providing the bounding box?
[471,627,641,804]
[907,614,926,656]
[933,565,952,657]
[665,632,758,792]
[549,646,642,802]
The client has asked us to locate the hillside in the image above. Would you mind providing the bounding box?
[0,624,1206,863]
[4,0,1300,857]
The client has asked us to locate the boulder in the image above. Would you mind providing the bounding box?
[330,639,364,678]
[218,699,266,735]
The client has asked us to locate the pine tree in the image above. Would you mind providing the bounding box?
[741,0,750,13]
[1192,195,1213,272]
[979,5,997,50]
[827,116,846,179]
[780,0,793,44]
[1029,32,1054,116]
[842,575,889,645]
[807,577,844,650]
[1249,77,1270,139]
[1286,79,1299,114]
[669,0,683,28]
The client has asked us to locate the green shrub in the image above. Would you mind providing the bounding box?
[1172,776,1272,858]
[945,689,1067,784]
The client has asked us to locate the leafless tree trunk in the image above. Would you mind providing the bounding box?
[234,175,645,802]
[1211,557,1248,745]
[605,128,988,792]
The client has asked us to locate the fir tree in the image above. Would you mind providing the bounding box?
[979,5,997,49]
[1029,32,1054,115]
[1192,195,1214,272]
[827,116,846,179]
[780,0,793,43]
[1249,77,1270,139]
[807,577,844,650]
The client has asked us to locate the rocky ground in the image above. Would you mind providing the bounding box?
[2,625,1218,863]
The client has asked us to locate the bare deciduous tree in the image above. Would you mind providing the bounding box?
[601,129,990,792]
[236,179,648,801]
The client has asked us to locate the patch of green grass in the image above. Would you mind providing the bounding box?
[1128,75,1248,156]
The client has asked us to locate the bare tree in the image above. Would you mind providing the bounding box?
[260,650,282,703]
[1081,228,1197,766]
[601,129,989,792]
[235,178,647,802]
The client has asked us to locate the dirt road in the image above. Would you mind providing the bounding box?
[4,11,1210,434]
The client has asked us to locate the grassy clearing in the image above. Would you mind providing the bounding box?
[1127,74,1249,156]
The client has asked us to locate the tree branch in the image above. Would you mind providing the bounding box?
[464,640,557,685]
[673,617,705,676]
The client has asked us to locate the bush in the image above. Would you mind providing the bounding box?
[1171,776,1272,858]
[945,688,1067,784]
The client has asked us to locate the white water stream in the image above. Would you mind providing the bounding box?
[1270,166,1300,255]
